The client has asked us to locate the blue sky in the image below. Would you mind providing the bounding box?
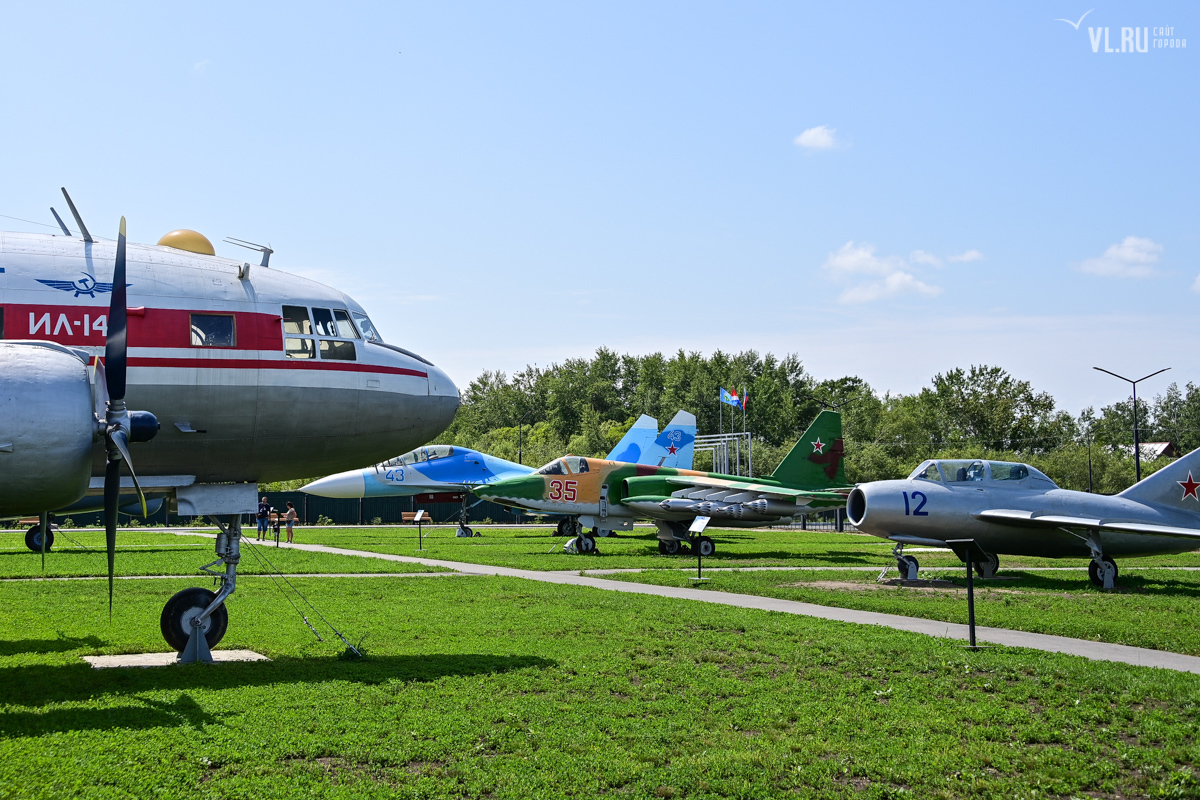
[1,2,1195,414]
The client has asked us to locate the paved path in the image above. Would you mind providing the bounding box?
[196,536,1200,675]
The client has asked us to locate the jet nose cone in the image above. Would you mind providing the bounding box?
[426,363,459,432]
[302,470,367,499]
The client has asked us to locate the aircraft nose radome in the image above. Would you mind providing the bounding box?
[427,364,459,400]
[302,471,367,499]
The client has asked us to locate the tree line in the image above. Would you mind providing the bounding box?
[435,348,1200,493]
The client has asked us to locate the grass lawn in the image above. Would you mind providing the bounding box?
[0,530,448,579]
[291,524,1200,573]
[2,574,1200,799]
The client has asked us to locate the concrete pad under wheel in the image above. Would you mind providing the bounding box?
[82,650,270,669]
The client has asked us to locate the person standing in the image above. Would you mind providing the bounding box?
[284,501,298,544]
[256,496,270,541]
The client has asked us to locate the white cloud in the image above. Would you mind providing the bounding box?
[839,271,942,304]
[794,125,838,150]
[948,249,984,262]
[823,242,943,304]
[1191,274,1200,293]
[192,60,210,74]
[1078,236,1162,277]
[910,250,943,266]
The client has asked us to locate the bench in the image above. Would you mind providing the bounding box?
[401,511,427,524]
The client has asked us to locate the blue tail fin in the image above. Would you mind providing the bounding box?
[606,414,658,463]
[642,410,697,469]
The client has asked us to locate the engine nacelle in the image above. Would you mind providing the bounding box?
[0,342,95,516]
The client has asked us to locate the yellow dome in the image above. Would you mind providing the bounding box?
[157,229,215,256]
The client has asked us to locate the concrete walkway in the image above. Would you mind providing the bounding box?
[199,535,1200,675]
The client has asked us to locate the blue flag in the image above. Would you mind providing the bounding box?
[720,388,742,409]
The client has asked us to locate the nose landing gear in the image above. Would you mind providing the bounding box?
[893,542,919,580]
[162,514,242,662]
[1084,532,1118,589]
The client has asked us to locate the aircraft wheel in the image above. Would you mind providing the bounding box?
[663,539,682,556]
[25,526,54,553]
[658,541,668,555]
[575,535,597,555]
[556,519,568,536]
[896,555,919,580]
[974,552,1000,579]
[1088,558,1119,588]
[161,587,229,652]
[697,536,716,557]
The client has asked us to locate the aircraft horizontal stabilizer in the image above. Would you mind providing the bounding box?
[974,509,1200,540]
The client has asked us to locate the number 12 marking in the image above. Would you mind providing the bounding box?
[902,491,928,516]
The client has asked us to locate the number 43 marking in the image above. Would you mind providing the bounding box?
[902,491,928,516]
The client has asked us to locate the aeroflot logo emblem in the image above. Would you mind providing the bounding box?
[36,272,127,298]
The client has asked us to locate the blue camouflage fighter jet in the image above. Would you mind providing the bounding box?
[302,410,697,535]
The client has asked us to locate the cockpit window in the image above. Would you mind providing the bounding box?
[319,340,356,361]
[334,310,359,339]
[536,460,567,476]
[911,462,942,482]
[942,460,987,482]
[989,461,1030,481]
[351,312,383,343]
[282,306,312,335]
[312,308,338,337]
[381,445,455,469]
[564,457,590,474]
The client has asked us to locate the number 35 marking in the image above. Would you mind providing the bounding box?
[902,491,928,516]
[549,480,578,502]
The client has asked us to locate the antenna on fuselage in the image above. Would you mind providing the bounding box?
[49,207,72,236]
[224,237,273,267]
[60,188,92,243]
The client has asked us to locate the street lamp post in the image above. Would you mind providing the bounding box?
[1093,366,1171,482]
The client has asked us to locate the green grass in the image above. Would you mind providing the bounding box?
[291,524,1200,572]
[0,530,447,578]
[603,567,1200,657]
[2,576,1200,799]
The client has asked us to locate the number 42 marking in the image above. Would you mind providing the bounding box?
[902,491,928,516]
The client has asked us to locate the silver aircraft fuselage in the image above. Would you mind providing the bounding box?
[0,232,459,483]
[848,459,1199,559]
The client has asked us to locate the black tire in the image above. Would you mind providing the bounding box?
[974,552,1000,579]
[663,539,682,556]
[697,536,716,557]
[1088,558,1119,588]
[160,587,229,652]
[658,541,668,554]
[576,535,597,554]
[556,519,567,536]
[25,526,54,552]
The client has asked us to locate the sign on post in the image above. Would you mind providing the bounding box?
[690,516,712,581]
[414,509,426,551]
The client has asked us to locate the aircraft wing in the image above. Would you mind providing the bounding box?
[974,509,1200,541]
[663,475,847,501]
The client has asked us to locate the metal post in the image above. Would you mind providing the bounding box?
[418,519,423,551]
[800,514,806,531]
[836,508,844,532]
[1087,436,1094,493]
[1132,382,1141,482]
[966,548,977,648]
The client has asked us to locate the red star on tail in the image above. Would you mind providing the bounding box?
[1179,472,1200,500]
[811,438,825,454]
[666,444,678,455]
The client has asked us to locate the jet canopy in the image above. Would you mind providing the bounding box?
[534,457,590,476]
[381,445,456,468]
[908,459,1058,488]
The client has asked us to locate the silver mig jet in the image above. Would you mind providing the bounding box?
[0,190,459,656]
[847,450,1200,588]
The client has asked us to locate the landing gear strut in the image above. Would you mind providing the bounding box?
[560,518,597,554]
[456,494,477,537]
[1085,532,1118,589]
[973,551,1000,579]
[893,542,919,580]
[655,521,716,557]
[162,514,241,661]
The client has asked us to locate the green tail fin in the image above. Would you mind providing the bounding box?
[769,411,846,487]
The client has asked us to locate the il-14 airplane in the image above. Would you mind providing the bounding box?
[473,411,851,554]
[0,190,459,656]
[301,411,698,536]
[846,450,1200,588]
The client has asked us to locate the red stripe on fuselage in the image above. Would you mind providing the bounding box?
[5,303,282,349]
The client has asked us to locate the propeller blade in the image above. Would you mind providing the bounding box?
[104,458,120,616]
[104,217,128,402]
[107,428,148,517]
